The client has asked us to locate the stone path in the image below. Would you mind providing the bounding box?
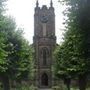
[39,88,52,90]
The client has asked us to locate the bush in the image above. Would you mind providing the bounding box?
[11,84,36,90]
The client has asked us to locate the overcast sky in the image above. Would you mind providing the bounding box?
[6,0,66,44]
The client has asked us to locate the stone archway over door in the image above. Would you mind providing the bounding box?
[41,73,48,86]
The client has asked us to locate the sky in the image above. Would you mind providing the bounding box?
[6,0,66,44]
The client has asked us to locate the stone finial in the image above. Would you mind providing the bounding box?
[36,0,39,7]
[50,0,53,7]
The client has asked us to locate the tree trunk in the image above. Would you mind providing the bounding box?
[64,78,71,90]
[2,75,10,90]
[78,74,87,90]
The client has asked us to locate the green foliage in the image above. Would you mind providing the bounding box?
[54,0,90,83]
[0,0,7,14]
[0,33,8,73]
[14,84,35,90]
[0,16,33,79]
[0,1,33,90]
[0,1,34,90]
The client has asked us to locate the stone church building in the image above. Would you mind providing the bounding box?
[33,0,56,89]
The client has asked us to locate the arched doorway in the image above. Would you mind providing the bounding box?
[41,73,48,86]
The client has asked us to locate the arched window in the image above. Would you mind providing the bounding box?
[43,48,47,65]
[41,73,48,86]
[42,48,49,65]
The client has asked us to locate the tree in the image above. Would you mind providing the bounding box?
[54,28,85,90]
[0,17,33,90]
[10,30,33,81]
[54,44,72,90]
[55,0,90,90]
[0,1,33,90]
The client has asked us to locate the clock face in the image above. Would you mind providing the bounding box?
[41,15,48,23]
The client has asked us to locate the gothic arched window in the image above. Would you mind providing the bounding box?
[43,48,47,65]
[42,48,49,66]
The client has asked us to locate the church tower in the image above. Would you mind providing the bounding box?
[33,0,56,88]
